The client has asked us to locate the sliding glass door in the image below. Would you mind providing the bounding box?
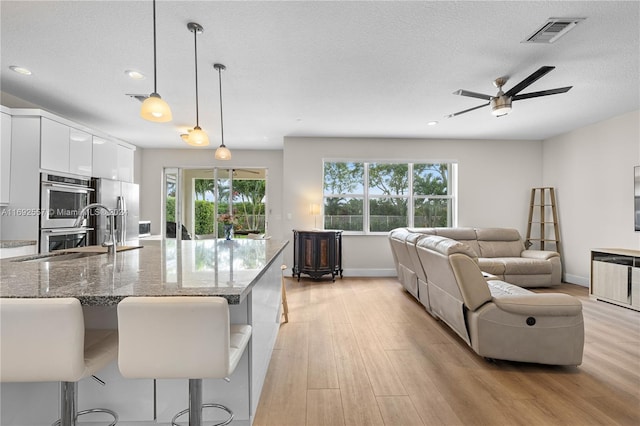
[163,167,267,240]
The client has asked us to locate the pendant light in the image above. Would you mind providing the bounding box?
[140,0,172,122]
[186,22,209,146]
[214,63,231,160]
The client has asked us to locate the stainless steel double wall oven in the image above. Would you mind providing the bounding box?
[39,173,93,252]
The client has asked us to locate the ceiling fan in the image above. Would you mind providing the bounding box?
[447,66,572,118]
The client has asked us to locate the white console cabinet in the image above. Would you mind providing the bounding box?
[590,249,640,311]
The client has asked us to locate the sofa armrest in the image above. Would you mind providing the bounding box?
[521,249,560,260]
[493,293,582,316]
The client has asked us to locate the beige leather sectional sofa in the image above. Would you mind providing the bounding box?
[388,228,584,365]
[406,227,561,287]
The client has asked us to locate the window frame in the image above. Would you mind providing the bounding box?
[322,160,457,235]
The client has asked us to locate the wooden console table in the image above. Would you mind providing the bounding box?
[292,230,343,281]
[590,248,640,311]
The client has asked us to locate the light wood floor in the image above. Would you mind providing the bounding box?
[253,277,640,426]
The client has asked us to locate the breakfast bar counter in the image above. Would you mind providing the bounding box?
[0,238,288,305]
[1,238,288,426]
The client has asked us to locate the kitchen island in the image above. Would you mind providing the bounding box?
[1,238,288,426]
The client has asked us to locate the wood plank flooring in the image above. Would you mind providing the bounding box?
[254,277,640,426]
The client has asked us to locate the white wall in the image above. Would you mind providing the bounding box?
[283,137,543,276]
[139,149,284,241]
[543,110,640,286]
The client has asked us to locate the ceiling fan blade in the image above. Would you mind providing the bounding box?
[233,168,261,175]
[504,66,555,98]
[446,102,490,118]
[512,86,572,101]
[453,89,493,101]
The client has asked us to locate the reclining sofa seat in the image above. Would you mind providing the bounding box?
[406,227,561,287]
[415,235,584,366]
[388,228,419,298]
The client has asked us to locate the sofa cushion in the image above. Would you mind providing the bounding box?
[496,257,553,275]
[435,228,480,255]
[478,240,524,258]
[487,280,533,297]
[477,258,506,276]
[476,228,525,258]
[419,234,478,259]
[449,253,493,311]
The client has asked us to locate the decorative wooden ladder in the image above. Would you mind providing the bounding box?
[525,187,561,254]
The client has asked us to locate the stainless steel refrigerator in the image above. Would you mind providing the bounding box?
[90,178,139,245]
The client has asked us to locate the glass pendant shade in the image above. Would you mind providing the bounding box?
[215,144,232,160]
[140,93,172,122]
[186,126,209,146]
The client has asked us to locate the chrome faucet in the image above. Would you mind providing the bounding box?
[75,203,117,255]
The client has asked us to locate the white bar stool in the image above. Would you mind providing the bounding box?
[117,296,252,426]
[0,298,118,426]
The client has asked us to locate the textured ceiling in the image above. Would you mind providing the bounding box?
[1,1,639,150]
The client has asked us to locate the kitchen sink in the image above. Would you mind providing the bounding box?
[13,251,104,263]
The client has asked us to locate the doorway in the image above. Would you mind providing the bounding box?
[163,167,267,239]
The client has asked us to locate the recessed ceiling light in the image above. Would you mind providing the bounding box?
[125,70,145,80]
[9,65,32,75]
[427,121,439,126]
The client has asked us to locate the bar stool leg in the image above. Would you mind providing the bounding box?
[60,382,77,426]
[172,378,234,426]
[189,379,203,426]
[54,381,117,426]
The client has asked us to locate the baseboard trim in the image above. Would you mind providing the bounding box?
[343,268,397,277]
[564,273,589,287]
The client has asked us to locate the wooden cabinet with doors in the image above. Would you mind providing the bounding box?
[293,230,343,281]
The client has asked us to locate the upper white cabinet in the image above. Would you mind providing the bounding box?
[40,118,92,177]
[117,144,134,182]
[1,111,12,205]
[92,137,118,180]
[92,137,134,182]
[69,129,93,176]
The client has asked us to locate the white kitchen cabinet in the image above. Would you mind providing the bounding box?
[69,128,92,176]
[40,117,70,174]
[117,143,134,182]
[1,111,11,205]
[40,118,92,177]
[92,137,118,180]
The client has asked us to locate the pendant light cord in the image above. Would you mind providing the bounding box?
[193,27,200,127]
[218,67,225,146]
[152,0,157,93]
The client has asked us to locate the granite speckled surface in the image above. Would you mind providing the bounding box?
[0,240,37,249]
[0,238,288,306]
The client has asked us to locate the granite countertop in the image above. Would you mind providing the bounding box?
[0,238,288,306]
[0,240,37,249]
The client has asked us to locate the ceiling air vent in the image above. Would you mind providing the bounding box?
[126,94,148,103]
[523,18,586,44]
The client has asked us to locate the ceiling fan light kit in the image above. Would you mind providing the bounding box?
[449,66,572,118]
[141,0,172,123]
[490,96,512,116]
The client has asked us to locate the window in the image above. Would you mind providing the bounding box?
[323,161,456,233]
